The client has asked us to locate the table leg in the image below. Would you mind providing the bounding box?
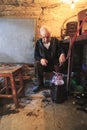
[4,77,8,94]
[10,74,19,107]
[19,70,24,96]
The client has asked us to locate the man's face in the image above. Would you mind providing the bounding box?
[42,33,50,44]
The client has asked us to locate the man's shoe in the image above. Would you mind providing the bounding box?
[32,85,43,93]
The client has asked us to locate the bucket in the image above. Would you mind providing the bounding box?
[51,84,67,103]
[51,72,67,103]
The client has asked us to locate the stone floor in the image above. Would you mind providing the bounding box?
[0,66,87,130]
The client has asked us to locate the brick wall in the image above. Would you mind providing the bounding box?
[0,0,87,39]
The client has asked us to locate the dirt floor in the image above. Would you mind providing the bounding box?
[0,67,87,130]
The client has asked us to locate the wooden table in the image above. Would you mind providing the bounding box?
[0,66,24,107]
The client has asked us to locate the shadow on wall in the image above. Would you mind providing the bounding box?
[0,53,16,63]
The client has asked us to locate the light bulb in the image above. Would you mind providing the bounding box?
[71,1,75,9]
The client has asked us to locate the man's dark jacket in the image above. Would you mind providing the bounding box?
[34,37,65,65]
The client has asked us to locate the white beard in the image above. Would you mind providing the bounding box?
[43,42,50,49]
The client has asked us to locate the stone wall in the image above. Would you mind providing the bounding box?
[0,0,87,39]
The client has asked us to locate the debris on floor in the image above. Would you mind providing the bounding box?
[0,64,87,130]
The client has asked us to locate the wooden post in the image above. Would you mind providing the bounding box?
[66,38,74,97]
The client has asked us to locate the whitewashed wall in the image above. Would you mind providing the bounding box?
[0,18,35,64]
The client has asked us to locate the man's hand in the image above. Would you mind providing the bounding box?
[59,53,66,65]
[40,58,48,66]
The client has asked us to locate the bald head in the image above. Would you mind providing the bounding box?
[40,26,50,37]
[40,26,51,43]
